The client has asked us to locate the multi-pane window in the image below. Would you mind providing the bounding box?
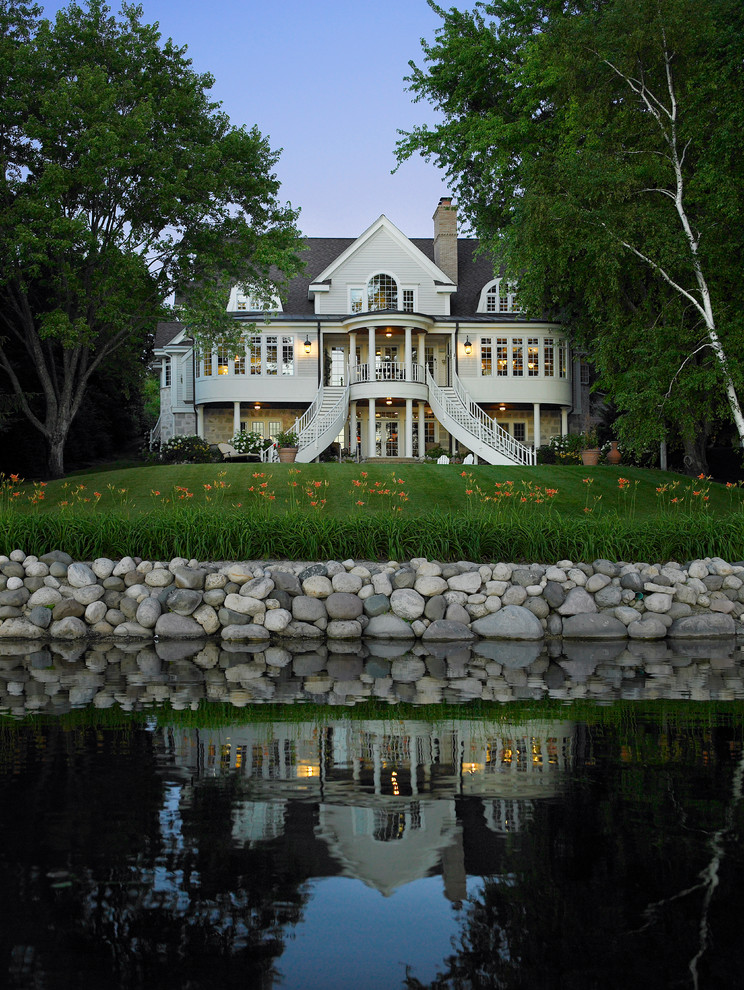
[252,421,265,438]
[544,338,554,377]
[527,339,539,377]
[425,417,435,446]
[481,338,492,376]
[580,362,590,385]
[282,336,294,375]
[402,289,414,312]
[203,350,212,377]
[367,273,398,311]
[217,347,229,375]
[268,421,281,439]
[266,336,278,376]
[499,284,510,312]
[482,278,520,313]
[513,423,526,443]
[559,339,567,378]
[163,358,171,388]
[350,289,363,314]
[234,347,245,375]
[496,338,508,376]
[249,335,262,375]
[512,337,524,376]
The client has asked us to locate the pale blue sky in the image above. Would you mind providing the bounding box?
[39,0,459,238]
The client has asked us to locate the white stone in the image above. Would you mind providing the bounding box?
[644,592,673,613]
[85,601,108,625]
[9,550,26,562]
[332,572,363,594]
[567,568,587,587]
[73,585,105,606]
[545,566,567,582]
[302,575,333,598]
[24,562,49,578]
[414,575,448,597]
[390,588,426,620]
[372,572,393,596]
[66,562,97,588]
[28,587,62,607]
[192,603,221,634]
[447,572,482,594]
[485,581,509,597]
[491,563,513,581]
[688,560,709,579]
[6,577,23,591]
[417,561,443,577]
[144,568,173,588]
[92,558,115,579]
[263,608,292,632]
[224,593,266,617]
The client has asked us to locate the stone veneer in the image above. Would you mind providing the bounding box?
[0,550,742,645]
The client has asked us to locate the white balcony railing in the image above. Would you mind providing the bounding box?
[349,362,426,385]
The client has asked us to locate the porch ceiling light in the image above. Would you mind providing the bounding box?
[464,337,472,355]
[385,329,392,337]
[499,403,506,411]
[304,336,311,354]
[254,402,261,410]
[386,397,392,405]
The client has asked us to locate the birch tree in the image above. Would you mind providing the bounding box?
[397,0,744,469]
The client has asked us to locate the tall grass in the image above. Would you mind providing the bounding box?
[3,506,743,562]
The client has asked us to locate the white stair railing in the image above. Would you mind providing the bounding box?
[426,369,535,466]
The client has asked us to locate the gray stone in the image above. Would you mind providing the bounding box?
[594,586,623,608]
[49,616,88,639]
[372,572,393,597]
[446,603,471,625]
[240,576,275,600]
[414,575,448,597]
[593,559,620,577]
[165,588,203,616]
[302,575,333,598]
[1,562,25,579]
[363,594,390,617]
[263,608,292,632]
[298,563,328,581]
[173,566,207,590]
[278,620,325,639]
[154,613,206,639]
[28,605,53,629]
[332,571,363,594]
[0,588,30,608]
[65,562,97,588]
[221,623,271,641]
[270,570,302,595]
[501,585,527,607]
[390,589,425,621]
[292,596,327,622]
[326,620,363,639]
[543,581,566,608]
[644,592,673,614]
[364,614,416,639]
[558,587,598,615]
[136,597,162,629]
[52,599,85,621]
[471,605,544,640]
[561,613,628,639]
[91,558,115,579]
[393,566,416,589]
[391,657,427,681]
[224,594,265,618]
[422,620,474,641]
[620,571,644,592]
[425,595,447,621]
[447,571,482,594]
[585,573,611,594]
[72,584,105,606]
[223,563,256,585]
[113,621,154,638]
[0,617,45,638]
[326,592,364,620]
[85,601,108,625]
[28,587,62,608]
[40,550,73,566]
[627,616,668,640]
[218,607,249,626]
[524,596,550,619]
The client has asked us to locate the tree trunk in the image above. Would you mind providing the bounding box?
[47,432,67,479]
[682,430,709,477]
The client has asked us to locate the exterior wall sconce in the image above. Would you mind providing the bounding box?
[464,337,472,355]
[304,336,311,354]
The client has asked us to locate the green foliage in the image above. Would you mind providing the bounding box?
[158,435,212,464]
[397,0,744,458]
[424,444,449,460]
[0,0,303,477]
[275,429,298,448]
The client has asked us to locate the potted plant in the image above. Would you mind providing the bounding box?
[580,427,600,466]
[275,428,299,463]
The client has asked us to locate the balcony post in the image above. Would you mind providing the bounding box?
[349,331,357,379]
[368,326,376,380]
[405,326,412,381]
[368,398,376,458]
[533,402,541,448]
[196,404,204,438]
[405,398,413,458]
[418,401,426,459]
[232,401,241,436]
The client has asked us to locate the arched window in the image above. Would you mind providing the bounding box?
[478,278,520,314]
[367,273,398,311]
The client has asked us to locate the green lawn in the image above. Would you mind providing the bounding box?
[3,462,742,562]
[2,461,739,521]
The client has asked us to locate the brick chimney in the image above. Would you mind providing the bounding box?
[433,197,458,284]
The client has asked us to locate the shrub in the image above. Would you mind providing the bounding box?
[425,444,450,460]
[159,435,212,464]
[536,444,556,465]
[275,428,299,447]
[230,431,265,454]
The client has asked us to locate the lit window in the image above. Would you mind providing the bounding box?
[402,289,415,312]
[544,338,554,377]
[266,336,278,376]
[512,337,524,376]
[234,346,245,375]
[217,347,229,375]
[250,335,261,375]
[252,421,265,438]
[282,336,294,375]
[496,338,508,376]
[527,339,539,377]
[350,288,363,314]
[268,421,281,439]
[367,273,398,311]
[481,338,492,376]
[480,278,520,313]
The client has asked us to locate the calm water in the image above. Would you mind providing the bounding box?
[1,640,744,989]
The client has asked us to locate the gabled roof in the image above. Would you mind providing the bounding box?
[310,214,455,290]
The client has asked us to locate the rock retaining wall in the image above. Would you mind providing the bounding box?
[0,550,742,644]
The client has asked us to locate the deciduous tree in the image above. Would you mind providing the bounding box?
[0,1,302,477]
[397,0,744,470]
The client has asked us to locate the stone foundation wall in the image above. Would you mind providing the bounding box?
[0,551,741,645]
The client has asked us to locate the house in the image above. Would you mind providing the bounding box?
[153,199,585,463]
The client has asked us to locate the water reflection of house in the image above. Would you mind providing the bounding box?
[164,719,574,898]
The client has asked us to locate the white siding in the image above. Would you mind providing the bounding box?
[317,228,448,316]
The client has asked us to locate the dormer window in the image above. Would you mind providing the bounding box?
[478,278,521,314]
[230,286,283,313]
[367,273,398,311]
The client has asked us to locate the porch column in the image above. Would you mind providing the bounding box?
[405,398,413,458]
[350,400,357,456]
[368,326,376,381]
[349,331,357,382]
[404,326,412,381]
[533,402,541,449]
[418,332,426,381]
[368,398,376,458]
[561,406,569,435]
[196,404,204,438]
[233,401,241,436]
[418,401,426,459]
